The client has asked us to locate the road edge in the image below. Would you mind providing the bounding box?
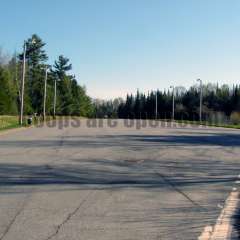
[198,189,239,240]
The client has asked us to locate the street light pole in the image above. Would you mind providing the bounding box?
[43,67,48,120]
[53,79,57,118]
[155,91,158,119]
[20,41,26,125]
[197,79,203,122]
[170,86,175,121]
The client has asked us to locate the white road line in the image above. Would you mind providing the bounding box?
[198,190,239,240]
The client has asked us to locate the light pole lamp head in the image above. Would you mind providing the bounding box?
[31,38,37,45]
[170,86,175,93]
[197,78,202,84]
[46,64,52,70]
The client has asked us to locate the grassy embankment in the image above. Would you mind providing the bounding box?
[0,116,83,132]
[173,119,240,129]
[0,116,20,131]
[0,116,240,131]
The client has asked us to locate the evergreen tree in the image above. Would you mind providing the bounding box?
[0,66,18,114]
[19,34,48,114]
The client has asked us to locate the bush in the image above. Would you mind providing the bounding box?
[208,111,228,125]
[230,112,240,125]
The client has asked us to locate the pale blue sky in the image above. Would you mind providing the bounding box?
[1,0,240,99]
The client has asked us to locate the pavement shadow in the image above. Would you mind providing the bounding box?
[130,134,240,147]
[0,132,239,194]
[0,132,240,148]
[0,157,237,191]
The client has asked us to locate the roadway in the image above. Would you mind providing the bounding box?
[0,119,239,240]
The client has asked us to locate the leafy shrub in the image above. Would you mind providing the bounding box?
[230,112,240,125]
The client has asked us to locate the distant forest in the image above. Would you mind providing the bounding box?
[1,34,240,123]
[0,34,93,117]
[94,85,240,123]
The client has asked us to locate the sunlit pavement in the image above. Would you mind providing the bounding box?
[0,119,239,240]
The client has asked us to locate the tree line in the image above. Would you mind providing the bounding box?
[1,35,240,123]
[0,34,93,117]
[94,84,240,123]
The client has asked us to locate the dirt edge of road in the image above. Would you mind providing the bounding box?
[0,126,30,136]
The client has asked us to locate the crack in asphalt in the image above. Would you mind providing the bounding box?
[0,196,28,240]
[135,153,208,211]
[0,129,70,240]
[153,171,207,211]
[44,191,93,240]
[119,154,209,212]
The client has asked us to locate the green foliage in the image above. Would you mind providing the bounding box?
[0,116,19,131]
[230,111,240,125]
[0,67,18,114]
[0,34,93,118]
[1,33,240,122]
[97,84,240,121]
[51,55,93,116]
[24,34,48,113]
[94,98,123,118]
[53,55,72,80]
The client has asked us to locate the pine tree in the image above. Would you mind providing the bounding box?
[19,34,48,114]
[0,66,18,114]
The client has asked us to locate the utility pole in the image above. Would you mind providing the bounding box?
[155,91,158,119]
[43,67,48,120]
[53,79,57,118]
[20,41,26,125]
[197,79,203,122]
[15,52,21,107]
[170,86,175,121]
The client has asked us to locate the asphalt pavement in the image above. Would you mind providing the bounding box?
[0,119,240,240]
